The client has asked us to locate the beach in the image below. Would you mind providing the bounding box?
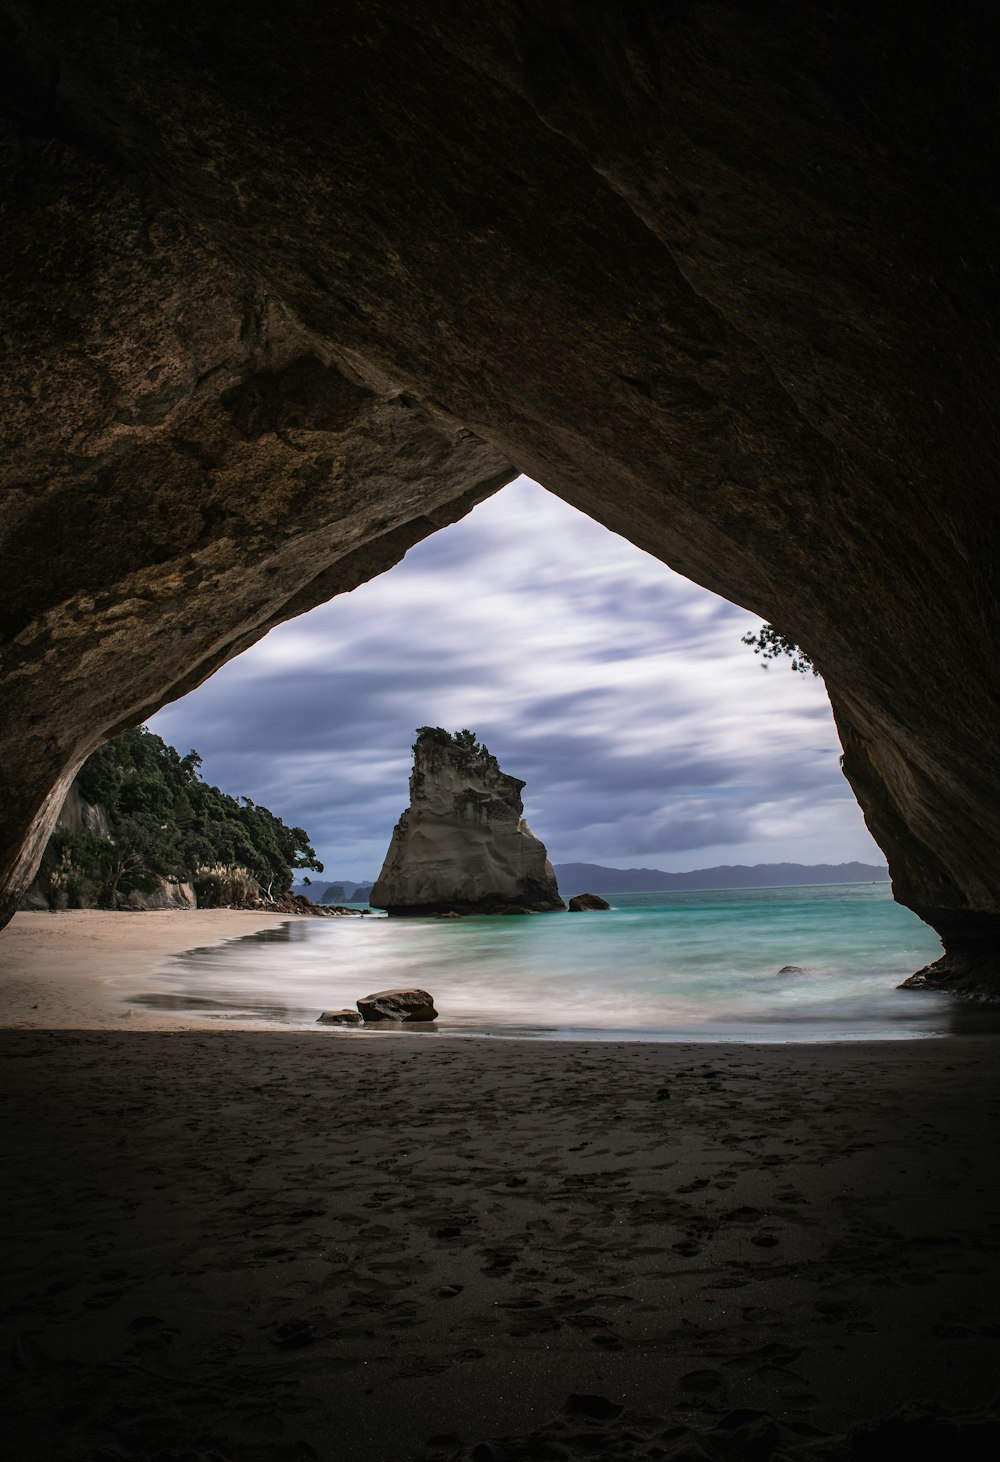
[2,913,1000,1459]
[0,910,314,1031]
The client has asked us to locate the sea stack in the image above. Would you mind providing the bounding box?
[370,728,564,916]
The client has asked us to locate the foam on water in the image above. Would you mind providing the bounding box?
[132,881,1000,1041]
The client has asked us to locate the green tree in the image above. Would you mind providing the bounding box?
[44,726,323,906]
[100,813,163,905]
[412,726,499,770]
[742,624,818,676]
[414,725,453,750]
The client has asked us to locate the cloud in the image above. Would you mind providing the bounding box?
[148,476,883,878]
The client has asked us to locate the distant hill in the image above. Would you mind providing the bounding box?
[292,878,373,902]
[554,861,890,895]
[294,862,891,902]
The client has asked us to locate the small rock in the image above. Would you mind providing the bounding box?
[567,892,612,911]
[316,1009,363,1025]
[776,964,805,974]
[357,988,438,1022]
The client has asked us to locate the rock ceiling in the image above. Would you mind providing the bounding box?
[1,5,997,988]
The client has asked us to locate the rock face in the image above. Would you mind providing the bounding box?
[370,733,564,916]
[52,785,112,845]
[316,1009,363,1026]
[19,784,195,912]
[0,8,998,991]
[357,989,438,1023]
[568,894,612,912]
[123,880,197,912]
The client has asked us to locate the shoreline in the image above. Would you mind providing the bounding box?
[0,907,984,1043]
[0,908,310,1030]
[3,910,999,1456]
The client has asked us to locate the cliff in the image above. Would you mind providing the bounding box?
[1,9,999,991]
[370,731,563,916]
[18,727,320,913]
[20,783,195,913]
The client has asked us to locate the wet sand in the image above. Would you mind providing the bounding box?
[0,910,311,1030]
[2,916,1000,1458]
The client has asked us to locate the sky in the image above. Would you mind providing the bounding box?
[148,476,883,882]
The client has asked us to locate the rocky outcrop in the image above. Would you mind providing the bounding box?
[123,880,196,912]
[357,989,438,1023]
[568,893,612,912]
[370,732,563,916]
[1,8,998,990]
[17,785,109,910]
[55,785,112,844]
[19,786,196,912]
[899,945,1000,1003]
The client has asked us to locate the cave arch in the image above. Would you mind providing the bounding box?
[2,4,997,989]
[146,476,878,891]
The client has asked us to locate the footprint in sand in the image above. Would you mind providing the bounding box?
[678,1368,726,1399]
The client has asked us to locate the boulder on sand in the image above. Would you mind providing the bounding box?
[357,988,438,1023]
[568,893,612,911]
[316,1009,363,1025]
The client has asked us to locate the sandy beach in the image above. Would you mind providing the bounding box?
[0,910,313,1031]
[3,913,1000,1460]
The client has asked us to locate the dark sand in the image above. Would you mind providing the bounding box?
[3,1030,1000,1460]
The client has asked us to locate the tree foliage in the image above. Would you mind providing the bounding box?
[42,726,322,906]
[741,624,818,676]
[414,726,499,768]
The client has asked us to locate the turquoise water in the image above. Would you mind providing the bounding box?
[136,881,989,1041]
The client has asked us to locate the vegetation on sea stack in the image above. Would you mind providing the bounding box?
[414,726,499,769]
[40,727,322,908]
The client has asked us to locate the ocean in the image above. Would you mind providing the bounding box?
[135,881,997,1041]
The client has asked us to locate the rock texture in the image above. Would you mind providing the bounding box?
[51,785,112,846]
[568,893,612,912]
[122,881,196,913]
[356,989,438,1023]
[19,784,196,913]
[370,733,563,916]
[316,1009,363,1027]
[1,7,998,989]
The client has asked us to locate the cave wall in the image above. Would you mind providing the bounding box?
[1,3,998,983]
